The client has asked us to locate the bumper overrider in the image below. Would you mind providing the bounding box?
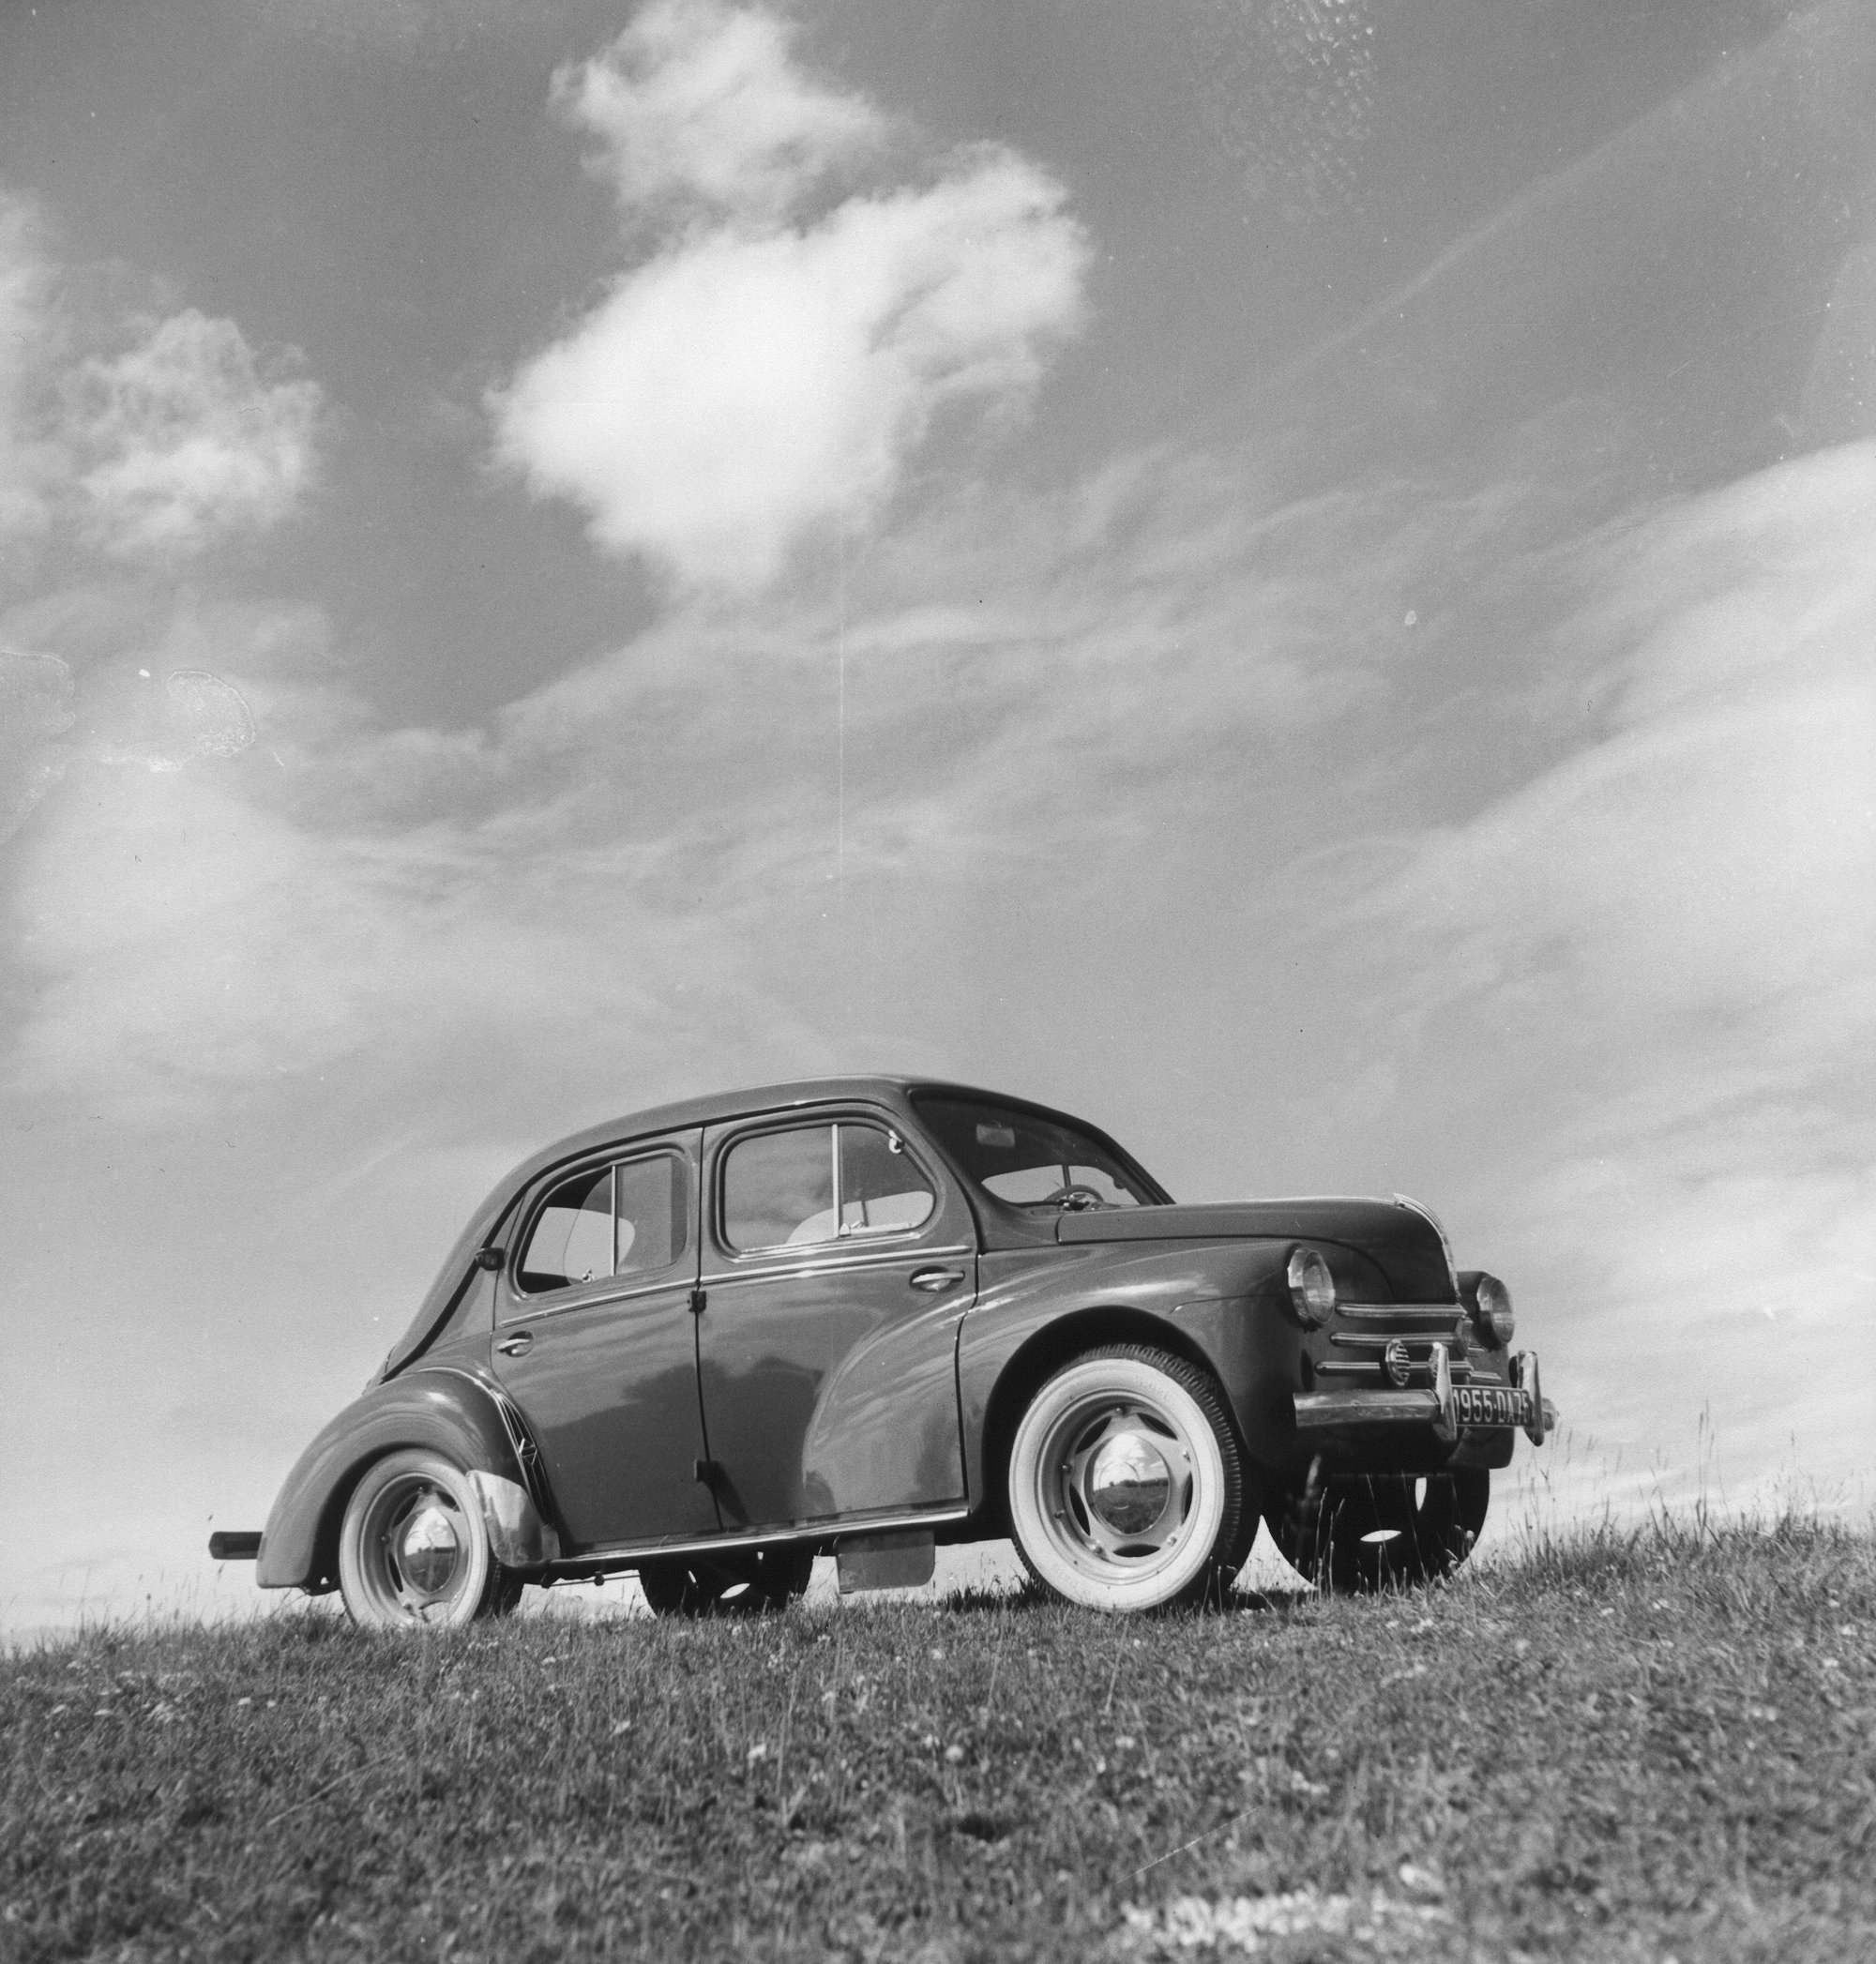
[1294,1349,1555,1446]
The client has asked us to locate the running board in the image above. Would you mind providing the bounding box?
[542,1504,970,1581]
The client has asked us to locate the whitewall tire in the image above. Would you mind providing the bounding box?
[1006,1346,1250,1611]
[338,1449,522,1630]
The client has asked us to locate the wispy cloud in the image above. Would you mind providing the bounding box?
[557,0,888,226]
[492,1,1088,589]
[1309,442,1876,1496]
[0,194,322,572]
[71,310,321,562]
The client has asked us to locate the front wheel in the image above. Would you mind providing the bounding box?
[337,1450,524,1630]
[1265,1469,1489,1594]
[1006,1346,1255,1611]
[637,1545,815,1616]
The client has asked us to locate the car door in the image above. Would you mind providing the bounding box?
[696,1110,976,1531]
[492,1129,719,1552]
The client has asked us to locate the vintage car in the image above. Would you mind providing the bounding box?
[209,1077,1554,1626]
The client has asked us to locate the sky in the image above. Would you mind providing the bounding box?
[2,0,1871,1632]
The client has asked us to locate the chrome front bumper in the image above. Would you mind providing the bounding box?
[1295,1350,1555,1445]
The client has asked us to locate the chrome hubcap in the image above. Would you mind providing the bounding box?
[1048,1399,1196,1571]
[1087,1430,1173,1535]
[397,1500,462,1596]
[357,1477,477,1623]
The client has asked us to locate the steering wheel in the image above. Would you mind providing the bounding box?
[1043,1185,1108,1213]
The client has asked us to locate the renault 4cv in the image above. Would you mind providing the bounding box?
[208,1078,1555,1626]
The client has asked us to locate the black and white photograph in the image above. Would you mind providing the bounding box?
[2,2,1871,1957]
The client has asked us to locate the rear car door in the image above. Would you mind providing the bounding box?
[492,1129,718,1551]
[695,1110,976,1531]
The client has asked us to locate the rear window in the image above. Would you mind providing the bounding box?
[913,1096,1158,1212]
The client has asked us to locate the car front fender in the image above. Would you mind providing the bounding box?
[256,1367,557,1591]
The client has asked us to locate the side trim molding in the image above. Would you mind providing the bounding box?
[545,1503,970,1579]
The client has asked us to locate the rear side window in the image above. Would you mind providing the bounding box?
[518,1154,688,1293]
[723,1121,935,1253]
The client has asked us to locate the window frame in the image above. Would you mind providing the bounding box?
[715,1114,944,1261]
[505,1144,692,1311]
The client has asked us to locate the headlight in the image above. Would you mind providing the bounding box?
[1287,1246,1336,1325]
[1473,1273,1515,1347]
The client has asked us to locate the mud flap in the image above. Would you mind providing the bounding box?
[836,1529,935,1594]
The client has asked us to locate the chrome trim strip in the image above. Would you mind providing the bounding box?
[1331,1304,1462,1325]
[498,1272,697,1328]
[544,1503,972,1573]
[1330,1332,1460,1351]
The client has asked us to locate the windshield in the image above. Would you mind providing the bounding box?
[914,1095,1160,1212]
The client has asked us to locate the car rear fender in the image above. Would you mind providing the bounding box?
[255,1368,556,1592]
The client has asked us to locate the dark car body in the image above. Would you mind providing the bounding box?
[252,1077,1551,1596]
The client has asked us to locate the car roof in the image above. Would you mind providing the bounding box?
[526,1076,939,1162]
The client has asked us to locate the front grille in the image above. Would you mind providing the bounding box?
[1320,1307,1489,1385]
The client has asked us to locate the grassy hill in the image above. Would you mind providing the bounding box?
[4,1515,1870,1962]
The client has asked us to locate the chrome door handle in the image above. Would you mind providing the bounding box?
[495,1333,533,1356]
[909,1267,964,1292]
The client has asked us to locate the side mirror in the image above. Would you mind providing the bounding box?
[474,1246,505,1272]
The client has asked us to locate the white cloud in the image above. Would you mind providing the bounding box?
[493,1,1088,589]
[72,310,321,561]
[555,0,887,226]
[0,199,322,569]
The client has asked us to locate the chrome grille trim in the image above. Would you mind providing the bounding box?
[1330,1332,1458,1352]
[1332,1304,1462,1326]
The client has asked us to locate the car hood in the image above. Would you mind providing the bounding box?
[1055,1197,1457,1302]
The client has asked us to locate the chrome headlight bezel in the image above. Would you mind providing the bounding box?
[1286,1245,1337,1326]
[1471,1272,1516,1347]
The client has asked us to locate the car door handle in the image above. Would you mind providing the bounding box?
[909,1267,965,1292]
[496,1333,533,1356]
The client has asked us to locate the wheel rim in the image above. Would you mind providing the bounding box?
[1030,1391,1203,1586]
[356,1474,478,1624]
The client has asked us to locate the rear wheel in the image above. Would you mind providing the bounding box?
[1265,1469,1489,1593]
[1006,1346,1255,1611]
[637,1545,815,1616]
[338,1450,524,1630]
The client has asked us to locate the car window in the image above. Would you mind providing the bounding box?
[723,1125,837,1251]
[519,1166,614,1292]
[615,1154,686,1277]
[722,1120,937,1252]
[518,1153,688,1293]
[839,1123,935,1235]
[913,1095,1157,1210]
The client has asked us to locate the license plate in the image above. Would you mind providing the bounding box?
[1450,1383,1528,1429]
